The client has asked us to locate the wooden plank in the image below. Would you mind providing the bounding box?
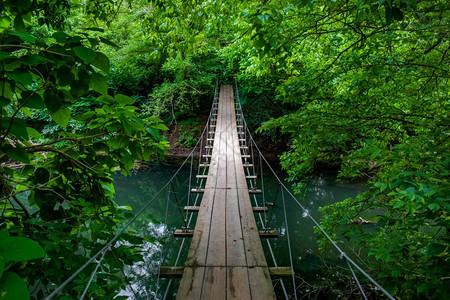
[159,266,184,278]
[185,188,215,266]
[269,267,294,278]
[201,267,226,300]
[226,188,246,266]
[248,267,276,299]
[227,267,251,299]
[174,229,194,237]
[166,266,293,279]
[258,230,279,238]
[177,267,205,300]
[252,207,268,213]
[184,206,200,212]
[236,188,267,267]
[205,174,226,266]
[249,189,262,194]
[177,85,275,299]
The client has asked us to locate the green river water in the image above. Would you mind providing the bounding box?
[113,162,366,299]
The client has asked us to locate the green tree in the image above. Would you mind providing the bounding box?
[0,0,168,298]
[247,1,449,298]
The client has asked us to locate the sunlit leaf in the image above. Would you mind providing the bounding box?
[50,107,71,128]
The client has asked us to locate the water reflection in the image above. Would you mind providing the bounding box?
[117,222,167,299]
[113,166,365,299]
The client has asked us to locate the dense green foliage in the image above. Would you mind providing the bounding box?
[0,1,168,298]
[139,0,449,298]
[1,0,448,299]
[248,2,449,298]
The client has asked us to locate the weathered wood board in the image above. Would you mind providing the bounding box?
[176,85,275,299]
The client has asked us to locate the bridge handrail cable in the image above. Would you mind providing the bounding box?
[45,79,220,300]
[234,81,395,300]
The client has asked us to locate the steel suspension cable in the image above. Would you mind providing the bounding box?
[281,188,297,300]
[155,185,171,298]
[162,191,203,300]
[235,81,395,300]
[259,153,267,230]
[45,93,215,299]
[247,171,289,299]
[110,247,139,299]
[234,85,288,298]
[265,183,281,230]
[169,182,188,228]
[80,248,107,300]
[246,124,395,300]
[345,258,368,300]
[186,153,194,221]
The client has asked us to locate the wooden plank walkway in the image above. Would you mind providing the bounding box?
[177,85,276,299]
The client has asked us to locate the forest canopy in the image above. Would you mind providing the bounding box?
[0,0,448,299]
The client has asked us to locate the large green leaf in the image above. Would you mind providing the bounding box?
[4,145,30,164]
[0,96,10,108]
[21,54,53,65]
[0,272,30,300]
[115,94,134,105]
[0,82,14,98]
[0,16,11,31]
[50,107,71,128]
[52,31,69,43]
[44,89,63,113]
[26,127,42,139]
[5,71,33,86]
[0,237,45,262]
[73,46,96,63]
[89,72,108,95]
[426,243,446,257]
[92,52,110,73]
[146,127,160,140]
[9,31,36,43]
[151,123,169,131]
[108,135,129,149]
[0,52,10,61]
[20,91,45,109]
[0,256,4,279]
[1,118,29,140]
[99,37,119,48]
[56,66,75,86]
[34,168,50,184]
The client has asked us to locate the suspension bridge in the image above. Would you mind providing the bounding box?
[45,83,395,300]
